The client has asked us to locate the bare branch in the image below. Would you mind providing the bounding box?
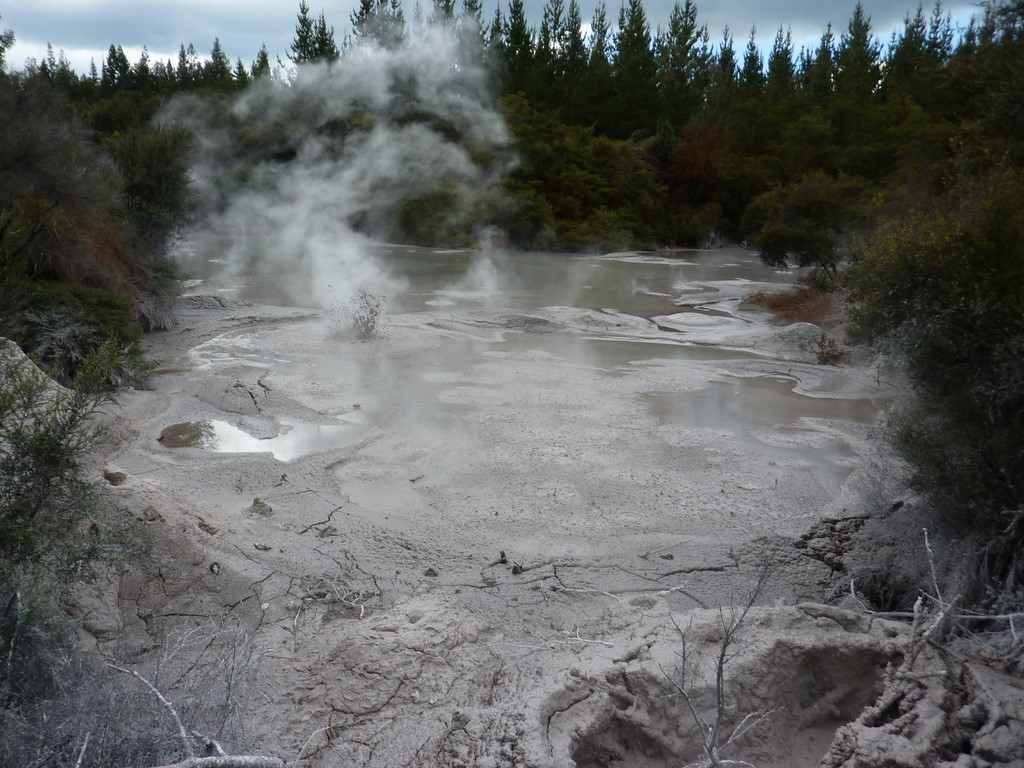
[922,528,944,604]
[107,662,285,768]
[664,557,776,767]
[151,758,286,768]
[74,732,91,768]
[107,662,195,759]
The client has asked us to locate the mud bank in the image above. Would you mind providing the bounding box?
[88,288,908,767]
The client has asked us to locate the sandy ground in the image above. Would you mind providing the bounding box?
[83,287,915,767]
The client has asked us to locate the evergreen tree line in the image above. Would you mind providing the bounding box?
[11,0,1023,252]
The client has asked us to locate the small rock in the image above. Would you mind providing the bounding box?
[197,518,219,535]
[138,506,162,523]
[209,562,221,575]
[254,542,271,551]
[424,567,439,577]
[246,498,273,516]
[317,525,339,538]
[103,470,128,486]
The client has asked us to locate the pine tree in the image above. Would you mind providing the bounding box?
[613,0,659,137]
[503,0,534,94]
[233,58,250,87]
[532,0,564,102]
[251,44,272,78]
[487,6,506,63]
[926,0,953,62]
[350,0,401,46]
[289,1,317,62]
[461,0,484,32]
[559,0,589,122]
[765,26,795,100]
[0,15,13,71]
[206,37,233,85]
[884,5,927,95]
[806,23,835,105]
[102,45,131,91]
[176,44,200,87]
[835,2,882,102]
[313,11,339,60]
[457,0,485,68]
[132,47,153,93]
[586,1,615,134]
[738,26,763,98]
[431,0,456,25]
[706,27,737,118]
[656,0,708,129]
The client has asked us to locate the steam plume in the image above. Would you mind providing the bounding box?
[168,25,511,311]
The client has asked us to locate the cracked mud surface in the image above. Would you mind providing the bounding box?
[88,253,906,767]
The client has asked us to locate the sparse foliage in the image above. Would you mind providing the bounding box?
[662,559,777,768]
[0,344,112,570]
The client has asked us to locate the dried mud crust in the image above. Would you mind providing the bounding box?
[91,296,909,766]
[795,515,869,573]
[824,643,1024,768]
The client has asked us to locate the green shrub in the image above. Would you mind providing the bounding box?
[850,167,1024,601]
[743,172,866,275]
[0,345,113,569]
[1,281,150,386]
[105,124,195,258]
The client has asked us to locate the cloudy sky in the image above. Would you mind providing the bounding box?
[3,0,978,75]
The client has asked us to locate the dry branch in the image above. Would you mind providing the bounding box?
[107,663,195,759]
[151,758,286,768]
[664,558,777,768]
[107,663,285,768]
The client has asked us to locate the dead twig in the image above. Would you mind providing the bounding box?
[151,758,286,768]
[74,732,91,768]
[661,557,777,768]
[107,662,195,759]
[107,662,286,768]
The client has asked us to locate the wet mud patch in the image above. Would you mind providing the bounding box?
[643,375,882,429]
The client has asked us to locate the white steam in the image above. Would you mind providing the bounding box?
[170,26,512,312]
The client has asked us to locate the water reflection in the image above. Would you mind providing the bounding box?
[173,239,792,319]
[158,418,368,461]
[642,376,884,429]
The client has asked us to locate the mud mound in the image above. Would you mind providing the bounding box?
[497,314,566,333]
[825,643,1024,768]
[553,605,906,768]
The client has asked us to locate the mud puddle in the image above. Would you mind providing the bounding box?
[157,417,368,461]
[642,376,879,492]
[643,375,883,429]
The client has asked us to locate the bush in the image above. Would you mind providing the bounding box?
[850,167,1024,602]
[1,281,150,386]
[1,343,110,741]
[0,343,269,766]
[742,172,866,275]
[0,342,113,569]
[105,124,195,258]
